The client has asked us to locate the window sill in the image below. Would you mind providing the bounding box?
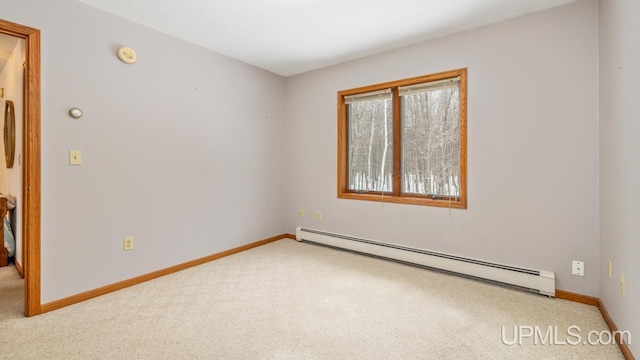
[337,191,467,209]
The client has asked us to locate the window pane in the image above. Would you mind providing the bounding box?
[401,87,460,197]
[348,98,393,192]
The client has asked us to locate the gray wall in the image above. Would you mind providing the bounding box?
[285,0,600,295]
[599,0,639,355]
[1,0,286,303]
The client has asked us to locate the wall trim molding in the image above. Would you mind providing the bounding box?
[284,233,296,240]
[557,289,634,360]
[555,289,600,307]
[598,299,635,360]
[40,234,287,314]
[14,260,23,278]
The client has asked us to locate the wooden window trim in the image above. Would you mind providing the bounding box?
[337,68,467,209]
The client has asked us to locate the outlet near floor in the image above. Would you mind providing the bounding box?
[124,236,134,251]
[572,260,584,276]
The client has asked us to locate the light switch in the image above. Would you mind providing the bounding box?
[69,150,82,165]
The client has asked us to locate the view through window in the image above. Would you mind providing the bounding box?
[337,68,467,208]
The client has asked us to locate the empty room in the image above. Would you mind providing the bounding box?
[0,0,637,358]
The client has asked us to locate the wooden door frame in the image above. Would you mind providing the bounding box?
[0,18,41,317]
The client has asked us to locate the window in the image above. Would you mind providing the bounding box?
[337,68,467,208]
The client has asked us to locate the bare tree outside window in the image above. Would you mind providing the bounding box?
[338,68,467,208]
[348,97,393,192]
[401,87,460,197]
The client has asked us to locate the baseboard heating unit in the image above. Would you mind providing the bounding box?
[296,227,555,297]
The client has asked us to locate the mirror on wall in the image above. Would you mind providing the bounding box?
[4,100,15,168]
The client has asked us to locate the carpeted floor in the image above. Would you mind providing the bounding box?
[0,239,624,359]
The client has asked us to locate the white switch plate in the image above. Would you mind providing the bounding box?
[572,260,584,276]
[298,209,304,218]
[69,150,82,165]
[316,212,322,221]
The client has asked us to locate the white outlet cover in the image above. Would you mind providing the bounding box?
[572,260,584,276]
[123,236,134,251]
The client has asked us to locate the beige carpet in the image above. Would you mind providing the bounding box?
[0,239,624,359]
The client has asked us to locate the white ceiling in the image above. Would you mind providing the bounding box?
[78,0,578,77]
[0,33,19,74]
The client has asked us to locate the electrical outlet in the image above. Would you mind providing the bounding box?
[298,209,304,218]
[123,236,134,251]
[621,274,626,295]
[608,259,612,278]
[572,260,584,276]
[316,212,322,221]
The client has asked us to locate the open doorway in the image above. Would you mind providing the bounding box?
[0,33,25,276]
[0,19,41,317]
